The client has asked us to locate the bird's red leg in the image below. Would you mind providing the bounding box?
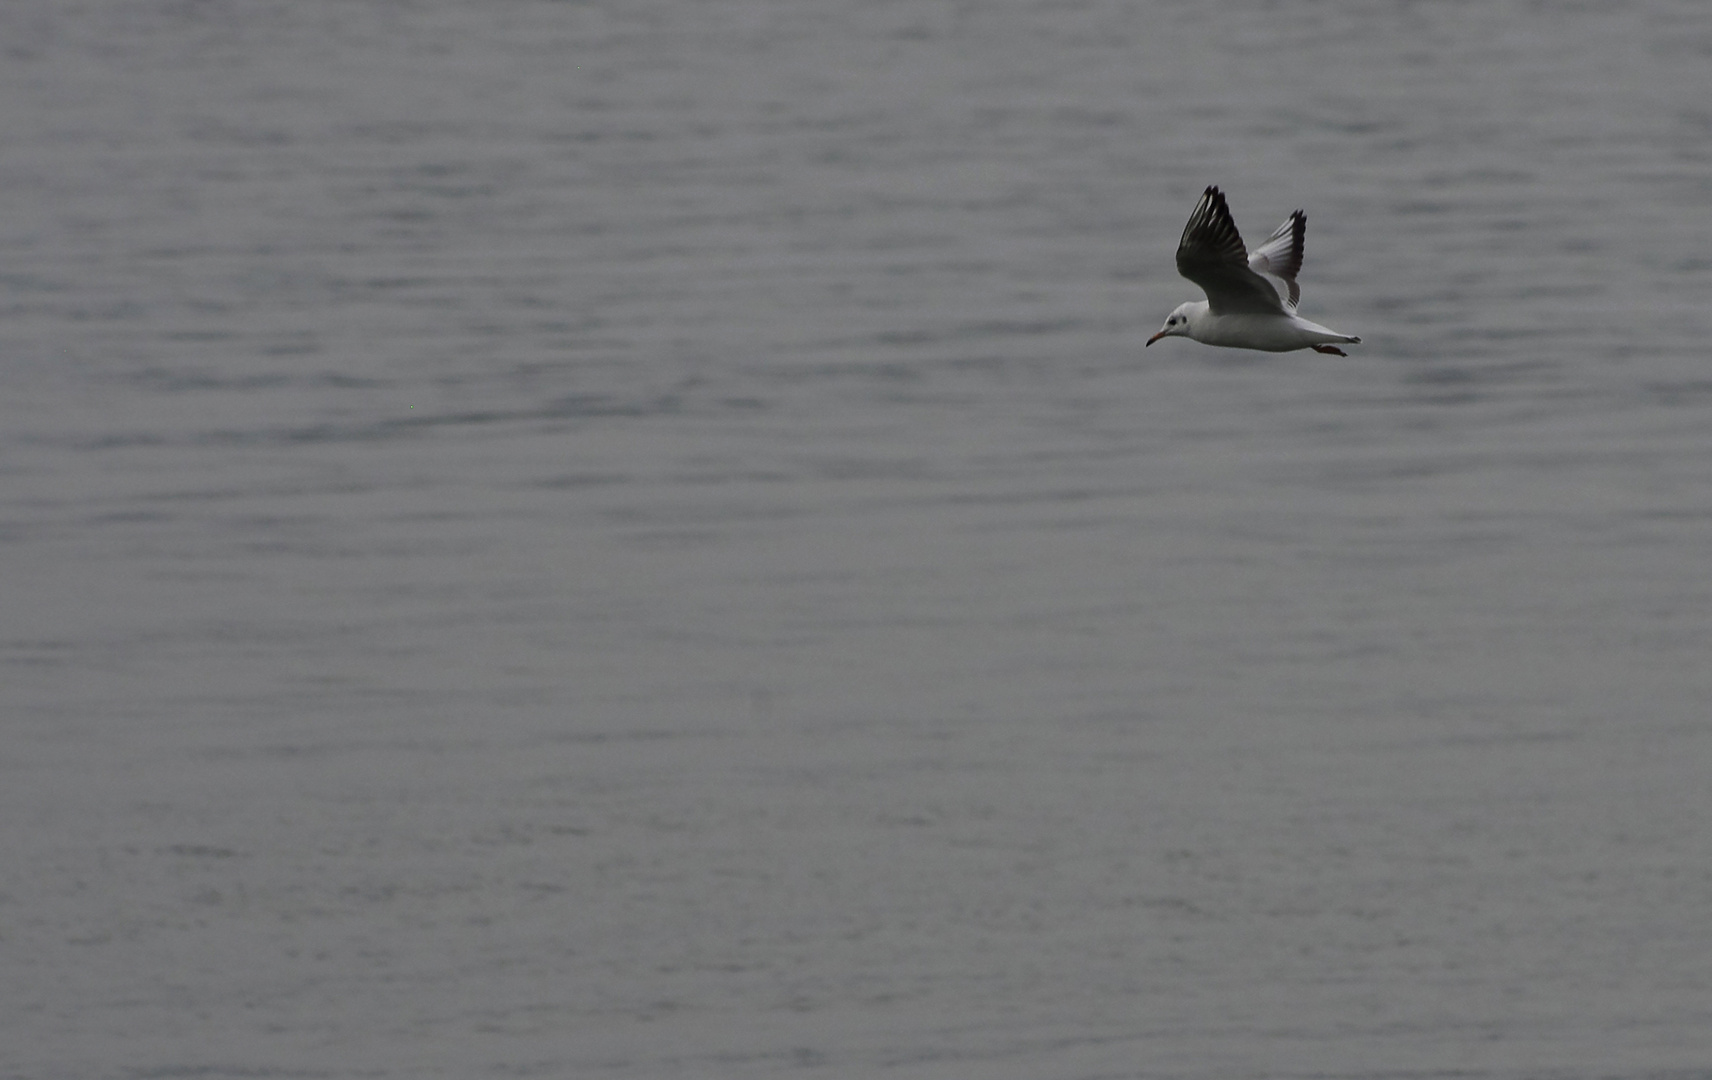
[1311,344,1348,356]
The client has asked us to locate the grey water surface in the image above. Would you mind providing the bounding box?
[4,1,1712,1077]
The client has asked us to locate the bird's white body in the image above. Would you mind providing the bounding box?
[1161,300,1360,353]
[1148,187,1360,356]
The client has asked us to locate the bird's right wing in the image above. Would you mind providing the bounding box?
[1246,211,1305,309]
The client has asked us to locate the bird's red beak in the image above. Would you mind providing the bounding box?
[1146,331,1167,346]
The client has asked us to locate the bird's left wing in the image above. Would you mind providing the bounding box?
[1175,186,1288,316]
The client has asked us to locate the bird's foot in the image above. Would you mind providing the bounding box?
[1311,344,1349,356]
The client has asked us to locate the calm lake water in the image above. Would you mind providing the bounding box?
[4,1,1712,1077]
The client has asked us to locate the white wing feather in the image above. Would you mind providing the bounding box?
[1245,211,1306,309]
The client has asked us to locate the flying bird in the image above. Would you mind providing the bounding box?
[1147,186,1360,356]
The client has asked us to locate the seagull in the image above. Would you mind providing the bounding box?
[1147,186,1361,356]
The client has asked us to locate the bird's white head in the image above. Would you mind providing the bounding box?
[1146,301,1202,346]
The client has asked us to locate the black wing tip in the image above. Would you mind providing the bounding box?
[1196,187,1241,233]
[1187,185,1234,225]
[1178,184,1248,268]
